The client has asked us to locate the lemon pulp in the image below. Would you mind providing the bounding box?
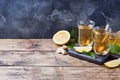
[53,30,70,45]
[104,58,120,68]
[74,46,92,53]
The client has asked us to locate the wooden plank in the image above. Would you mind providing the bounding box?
[0,51,101,67]
[0,66,119,80]
[0,51,58,66]
[0,39,103,66]
[54,51,100,67]
[0,39,119,80]
[0,39,59,51]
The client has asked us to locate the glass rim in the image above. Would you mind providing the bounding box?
[78,20,95,26]
[93,26,112,32]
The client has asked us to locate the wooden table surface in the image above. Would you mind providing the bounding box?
[0,39,119,80]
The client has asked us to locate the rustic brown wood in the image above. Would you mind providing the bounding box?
[0,39,119,80]
[0,51,99,67]
[0,39,59,51]
[0,67,119,80]
[54,51,100,67]
[0,51,58,66]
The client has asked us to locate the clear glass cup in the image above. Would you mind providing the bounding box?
[109,32,116,45]
[110,31,120,46]
[116,31,120,46]
[78,20,95,47]
[93,26,115,55]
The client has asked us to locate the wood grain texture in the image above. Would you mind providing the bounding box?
[0,51,58,66]
[0,67,119,80]
[0,39,119,80]
[0,51,99,67]
[0,39,59,51]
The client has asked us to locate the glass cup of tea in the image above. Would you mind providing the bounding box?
[109,32,116,45]
[116,31,120,46]
[110,31,120,46]
[78,20,95,47]
[93,26,116,55]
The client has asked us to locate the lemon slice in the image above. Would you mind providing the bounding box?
[53,30,70,45]
[104,58,120,68]
[74,46,92,53]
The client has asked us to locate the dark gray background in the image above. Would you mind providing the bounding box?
[0,0,120,38]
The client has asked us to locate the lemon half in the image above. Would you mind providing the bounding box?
[74,46,92,53]
[104,58,120,68]
[53,30,70,45]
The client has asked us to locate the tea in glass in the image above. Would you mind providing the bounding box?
[116,31,120,46]
[93,27,111,55]
[109,32,120,46]
[116,37,120,46]
[109,33,116,44]
[78,20,95,46]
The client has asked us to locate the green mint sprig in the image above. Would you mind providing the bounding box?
[82,51,96,59]
[67,27,77,48]
[110,44,120,54]
[71,27,76,38]
[70,27,78,41]
[67,43,75,48]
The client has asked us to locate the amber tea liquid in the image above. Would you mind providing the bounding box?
[109,33,120,46]
[93,29,110,55]
[78,25,93,46]
[116,38,120,46]
[109,33,116,45]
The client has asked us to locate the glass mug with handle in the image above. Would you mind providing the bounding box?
[78,20,95,47]
[93,25,116,55]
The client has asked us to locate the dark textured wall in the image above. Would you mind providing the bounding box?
[0,0,120,38]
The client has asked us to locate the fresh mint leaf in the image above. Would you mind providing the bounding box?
[90,52,96,59]
[67,27,77,49]
[70,27,76,39]
[110,44,120,54]
[82,51,96,59]
[82,51,89,54]
[67,43,75,48]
